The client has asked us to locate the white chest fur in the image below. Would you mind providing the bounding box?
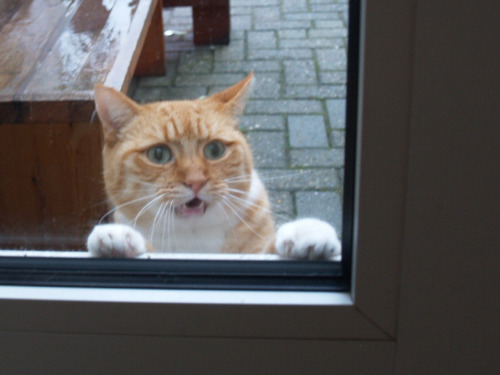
[150,219,227,253]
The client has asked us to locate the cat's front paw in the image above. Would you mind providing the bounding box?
[87,224,146,258]
[275,218,341,260]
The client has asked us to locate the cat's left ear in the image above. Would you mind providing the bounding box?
[209,71,254,117]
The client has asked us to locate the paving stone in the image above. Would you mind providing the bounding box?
[251,73,281,98]
[246,131,287,168]
[312,3,349,13]
[315,20,345,29]
[260,168,340,190]
[230,30,245,40]
[166,15,192,29]
[164,39,194,57]
[214,61,281,73]
[278,29,307,39]
[254,20,312,31]
[246,100,323,114]
[213,39,245,61]
[289,148,345,168]
[234,0,279,6]
[282,0,307,12]
[136,65,177,87]
[309,28,348,38]
[280,38,342,49]
[134,87,167,103]
[326,99,346,128]
[330,130,346,147]
[295,191,343,232]
[319,71,347,85]
[177,50,213,74]
[288,115,329,148]
[171,6,192,18]
[231,7,252,16]
[253,6,281,22]
[316,48,347,70]
[239,115,285,131]
[284,60,317,85]
[266,190,295,223]
[175,73,245,87]
[248,48,313,60]
[285,84,346,99]
[284,13,335,21]
[134,87,207,103]
[230,15,252,30]
[248,31,278,50]
[309,4,339,13]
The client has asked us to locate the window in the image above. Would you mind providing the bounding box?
[0,0,360,293]
[2,1,496,373]
[0,0,417,372]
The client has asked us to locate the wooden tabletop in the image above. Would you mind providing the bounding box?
[0,0,159,124]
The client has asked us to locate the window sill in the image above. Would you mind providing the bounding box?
[0,249,341,261]
[0,284,351,306]
[0,251,372,341]
[0,250,280,260]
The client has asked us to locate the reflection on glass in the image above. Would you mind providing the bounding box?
[0,0,349,262]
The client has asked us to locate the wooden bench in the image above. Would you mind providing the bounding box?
[164,0,230,45]
[0,0,166,250]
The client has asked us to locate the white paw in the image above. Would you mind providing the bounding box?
[275,218,341,260]
[87,224,147,258]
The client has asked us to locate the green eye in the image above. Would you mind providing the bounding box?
[146,145,172,164]
[204,141,226,160]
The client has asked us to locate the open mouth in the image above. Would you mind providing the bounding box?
[175,198,207,217]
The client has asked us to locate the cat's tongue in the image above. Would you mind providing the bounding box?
[176,198,206,217]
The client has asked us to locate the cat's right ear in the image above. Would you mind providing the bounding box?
[94,85,140,144]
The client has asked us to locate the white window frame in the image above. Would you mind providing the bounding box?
[0,1,414,371]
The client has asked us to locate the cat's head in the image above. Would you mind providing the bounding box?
[94,72,256,224]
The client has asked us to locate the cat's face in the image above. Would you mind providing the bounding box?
[95,73,255,224]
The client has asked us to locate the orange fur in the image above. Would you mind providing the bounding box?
[94,73,276,254]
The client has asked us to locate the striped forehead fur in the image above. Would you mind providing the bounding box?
[137,100,237,143]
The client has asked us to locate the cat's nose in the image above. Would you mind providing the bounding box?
[183,166,207,194]
[185,180,206,195]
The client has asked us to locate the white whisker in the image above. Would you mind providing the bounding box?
[220,200,239,243]
[161,201,174,252]
[169,201,177,252]
[132,194,166,227]
[219,196,266,240]
[150,201,166,243]
[224,188,292,222]
[124,176,154,185]
[222,174,254,183]
[258,170,309,181]
[98,193,159,224]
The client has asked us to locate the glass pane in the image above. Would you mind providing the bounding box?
[0,0,354,278]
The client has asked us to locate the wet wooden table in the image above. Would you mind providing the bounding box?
[0,0,165,250]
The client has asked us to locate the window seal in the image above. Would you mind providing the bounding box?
[0,257,347,291]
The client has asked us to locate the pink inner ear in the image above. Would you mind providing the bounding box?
[94,86,139,142]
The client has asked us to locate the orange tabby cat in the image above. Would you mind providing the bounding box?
[87,72,341,259]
